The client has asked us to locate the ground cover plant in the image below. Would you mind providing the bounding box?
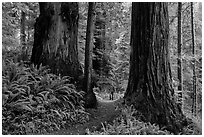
[2,59,89,134]
[87,105,202,135]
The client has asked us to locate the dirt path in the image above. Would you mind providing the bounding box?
[47,97,123,135]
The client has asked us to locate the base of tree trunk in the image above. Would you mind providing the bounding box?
[84,91,97,108]
[125,93,188,134]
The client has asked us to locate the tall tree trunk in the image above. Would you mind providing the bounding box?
[191,2,197,117]
[31,2,82,80]
[177,2,183,108]
[84,2,97,108]
[124,2,186,134]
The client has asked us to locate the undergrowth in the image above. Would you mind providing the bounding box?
[87,106,172,135]
[2,59,89,135]
[87,105,202,135]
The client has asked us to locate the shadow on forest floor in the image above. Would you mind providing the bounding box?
[46,97,124,135]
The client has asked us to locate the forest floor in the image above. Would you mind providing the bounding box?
[47,96,124,135]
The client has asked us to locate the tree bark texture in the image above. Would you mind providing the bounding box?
[177,2,183,107]
[83,2,97,108]
[31,2,82,80]
[124,2,186,134]
[191,2,197,116]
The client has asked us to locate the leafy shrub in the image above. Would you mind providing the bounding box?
[2,60,89,135]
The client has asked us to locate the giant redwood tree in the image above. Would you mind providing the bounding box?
[124,3,187,134]
[31,2,82,80]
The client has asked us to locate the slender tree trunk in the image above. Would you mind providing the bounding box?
[27,12,30,43]
[177,2,183,108]
[20,11,26,46]
[124,2,186,134]
[31,2,82,80]
[20,10,28,61]
[191,2,197,117]
[84,2,97,108]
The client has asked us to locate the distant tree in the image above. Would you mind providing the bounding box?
[92,3,115,95]
[107,3,131,94]
[25,2,39,46]
[20,11,26,46]
[2,2,20,49]
[177,2,183,108]
[124,3,187,134]
[190,2,197,116]
[93,2,107,76]
[83,2,97,108]
[31,2,82,80]
[20,10,29,61]
[169,2,202,118]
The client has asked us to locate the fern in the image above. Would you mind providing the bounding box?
[88,106,172,135]
[2,60,89,135]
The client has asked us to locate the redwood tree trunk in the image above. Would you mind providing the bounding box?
[124,2,186,134]
[31,2,82,80]
[84,2,97,108]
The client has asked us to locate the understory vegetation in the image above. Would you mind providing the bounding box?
[87,105,201,135]
[87,106,202,135]
[2,55,89,134]
[2,52,201,135]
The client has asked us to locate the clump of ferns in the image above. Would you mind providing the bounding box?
[2,60,88,134]
[87,106,171,135]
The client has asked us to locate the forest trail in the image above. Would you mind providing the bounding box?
[47,97,124,135]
